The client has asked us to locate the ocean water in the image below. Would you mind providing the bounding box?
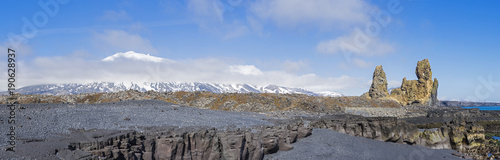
[462,106,500,111]
[493,136,500,140]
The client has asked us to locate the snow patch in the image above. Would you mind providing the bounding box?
[10,82,344,97]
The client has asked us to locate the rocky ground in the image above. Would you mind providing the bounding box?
[0,90,401,113]
[2,91,500,159]
[0,100,311,159]
[3,100,497,159]
[0,100,277,141]
[265,129,462,160]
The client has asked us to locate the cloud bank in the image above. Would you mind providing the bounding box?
[0,51,366,94]
[102,51,172,63]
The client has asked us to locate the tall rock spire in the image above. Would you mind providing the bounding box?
[363,59,439,106]
[368,65,389,99]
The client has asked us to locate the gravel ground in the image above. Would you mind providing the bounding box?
[0,100,273,145]
[0,100,472,159]
[264,129,463,160]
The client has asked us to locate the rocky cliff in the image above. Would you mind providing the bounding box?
[364,59,439,106]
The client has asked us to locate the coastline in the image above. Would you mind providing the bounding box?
[462,106,500,111]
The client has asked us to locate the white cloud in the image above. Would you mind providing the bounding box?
[247,0,397,67]
[93,30,158,54]
[100,10,130,21]
[0,51,366,95]
[102,51,172,63]
[316,31,395,56]
[250,0,374,29]
[229,65,263,76]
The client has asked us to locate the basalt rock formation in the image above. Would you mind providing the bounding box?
[364,59,439,106]
[362,65,389,99]
[309,115,494,159]
[310,116,419,144]
[56,120,312,160]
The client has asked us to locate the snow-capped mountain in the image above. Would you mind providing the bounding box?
[102,51,174,63]
[6,82,343,97]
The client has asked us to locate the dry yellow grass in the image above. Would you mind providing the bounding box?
[1,90,402,113]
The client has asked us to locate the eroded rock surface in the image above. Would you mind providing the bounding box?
[363,65,389,99]
[58,120,312,160]
[389,59,439,106]
[363,59,439,106]
[310,116,419,144]
[309,115,495,159]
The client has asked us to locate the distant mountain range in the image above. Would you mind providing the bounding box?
[4,82,343,97]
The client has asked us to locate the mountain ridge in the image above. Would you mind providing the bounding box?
[4,82,343,97]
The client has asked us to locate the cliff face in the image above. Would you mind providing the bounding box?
[364,59,439,106]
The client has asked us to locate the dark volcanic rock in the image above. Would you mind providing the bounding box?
[19,121,313,160]
[265,129,462,160]
[70,121,312,159]
[308,115,493,159]
[309,116,418,144]
[430,78,439,106]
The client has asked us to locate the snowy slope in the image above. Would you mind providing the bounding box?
[6,82,343,97]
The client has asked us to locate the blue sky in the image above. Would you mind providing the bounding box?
[1,0,500,102]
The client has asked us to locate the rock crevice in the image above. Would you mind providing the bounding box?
[58,120,312,160]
